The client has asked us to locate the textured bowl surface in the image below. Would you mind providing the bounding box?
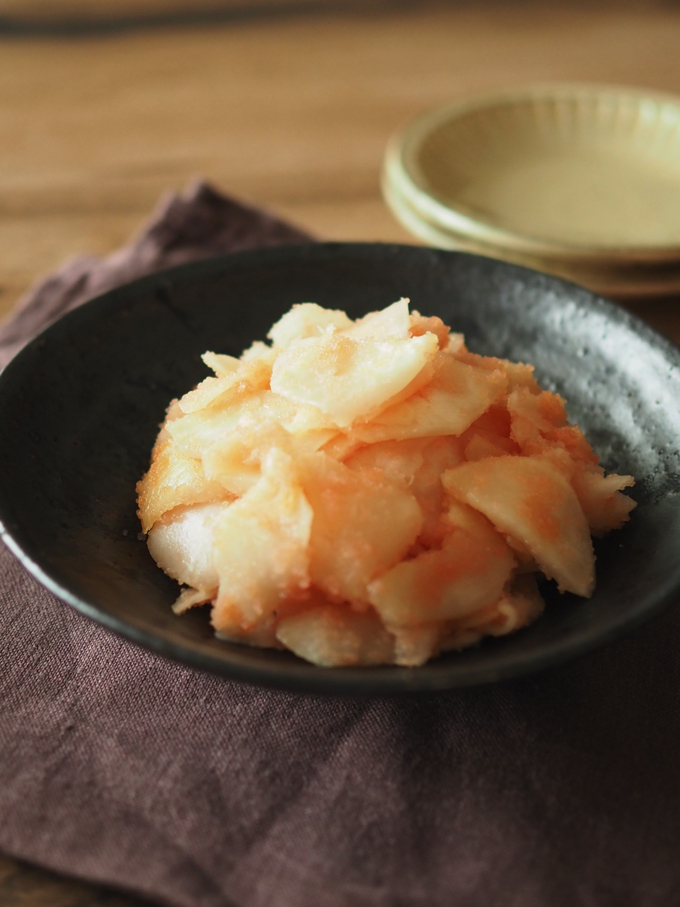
[383,85,680,296]
[1,243,679,694]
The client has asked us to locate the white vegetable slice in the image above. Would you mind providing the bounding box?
[167,389,265,457]
[299,451,423,604]
[472,573,545,637]
[178,356,273,414]
[202,351,241,377]
[168,389,334,459]
[137,438,231,533]
[275,604,395,667]
[268,302,353,348]
[201,417,336,497]
[173,586,215,615]
[344,298,410,340]
[351,354,507,443]
[215,617,282,650]
[211,447,313,633]
[389,623,445,667]
[368,513,515,626]
[570,463,636,537]
[270,329,439,428]
[442,456,595,597]
[344,438,428,489]
[147,500,231,593]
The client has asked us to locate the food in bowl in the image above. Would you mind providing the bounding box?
[137,299,635,667]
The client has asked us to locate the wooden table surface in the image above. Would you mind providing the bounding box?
[2,1,680,903]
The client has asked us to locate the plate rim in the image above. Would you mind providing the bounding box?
[384,82,680,263]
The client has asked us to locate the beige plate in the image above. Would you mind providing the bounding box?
[383,84,680,297]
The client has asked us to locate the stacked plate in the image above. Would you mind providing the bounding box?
[382,84,680,298]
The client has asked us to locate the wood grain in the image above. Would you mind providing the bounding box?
[0,0,397,25]
[1,3,680,904]
[2,1,680,331]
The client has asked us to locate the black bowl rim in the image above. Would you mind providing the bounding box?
[1,241,680,695]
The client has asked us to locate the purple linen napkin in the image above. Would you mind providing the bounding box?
[1,183,680,907]
[0,180,310,370]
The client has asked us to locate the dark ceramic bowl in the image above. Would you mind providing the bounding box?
[1,243,679,694]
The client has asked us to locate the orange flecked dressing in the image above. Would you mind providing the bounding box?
[138,299,636,667]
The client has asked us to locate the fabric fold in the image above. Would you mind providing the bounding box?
[0,180,311,370]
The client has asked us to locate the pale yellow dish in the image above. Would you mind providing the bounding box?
[382,85,680,297]
[137,299,635,668]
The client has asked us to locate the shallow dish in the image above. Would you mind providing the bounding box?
[1,243,679,694]
[383,84,680,297]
